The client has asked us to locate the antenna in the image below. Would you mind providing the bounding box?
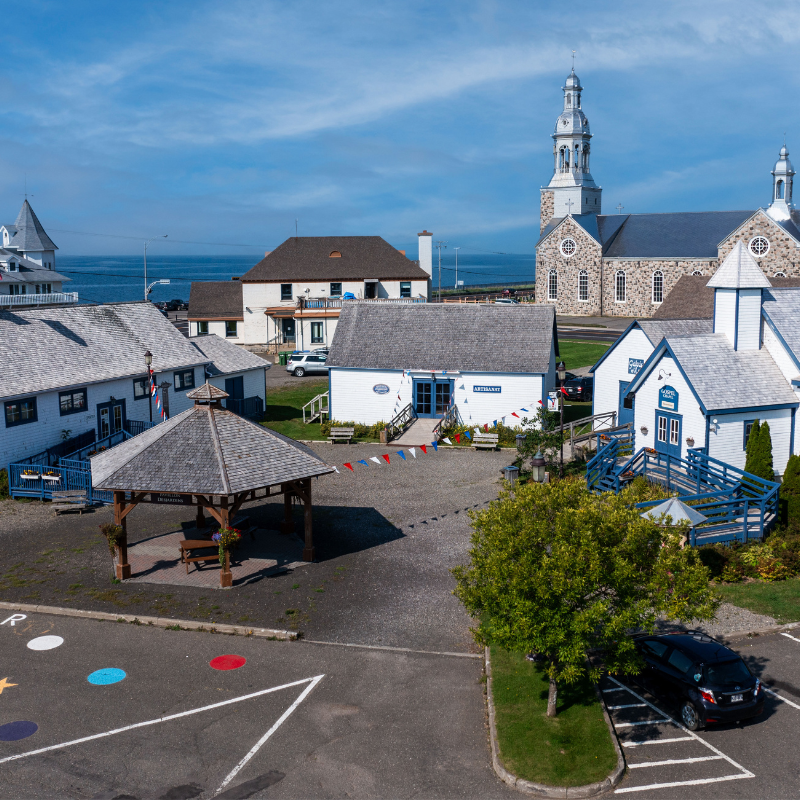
[24,172,33,202]
[572,50,576,70]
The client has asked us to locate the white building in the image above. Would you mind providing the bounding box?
[1,302,268,468]
[188,233,432,349]
[327,303,557,427]
[600,242,800,475]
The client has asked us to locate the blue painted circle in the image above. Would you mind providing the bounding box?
[0,721,38,741]
[372,384,390,395]
[87,668,126,685]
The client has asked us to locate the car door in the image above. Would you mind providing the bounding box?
[638,639,670,694]
[661,647,696,700]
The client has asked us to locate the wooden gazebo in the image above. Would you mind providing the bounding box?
[91,383,334,587]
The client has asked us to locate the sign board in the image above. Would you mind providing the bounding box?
[150,493,193,505]
[473,386,501,393]
[658,385,679,412]
[372,384,390,395]
[457,280,464,286]
[628,358,644,375]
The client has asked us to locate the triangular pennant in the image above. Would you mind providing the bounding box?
[332,466,340,474]
[382,454,390,464]
[420,445,427,454]
[511,412,520,418]
[357,460,368,466]
[409,448,416,458]
[464,431,472,440]
[484,424,488,432]
[430,442,438,451]
[521,408,529,412]
[370,456,381,465]
[398,450,406,460]
[344,463,354,471]
[443,437,452,445]
[455,434,461,443]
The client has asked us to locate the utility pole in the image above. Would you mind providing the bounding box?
[453,247,460,289]
[435,241,447,302]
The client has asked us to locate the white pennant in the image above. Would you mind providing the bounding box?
[409,447,416,458]
[332,466,340,474]
[370,456,381,465]
[443,437,452,445]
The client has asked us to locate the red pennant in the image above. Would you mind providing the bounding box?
[484,423,488,432]
[344,463,354,471]
[561,386,569,396]
[420,444,427,454]
[537,399,543,404]
[512,412,520,418]
[455,434,461,443]
[382,454,390,464]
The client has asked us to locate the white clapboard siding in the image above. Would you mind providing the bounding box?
[713,289,736,346]
[736,289,762,350]
[709,408,792,475]
[762,324,798,384]
[593,328,654,422]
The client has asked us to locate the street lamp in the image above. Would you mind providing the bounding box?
[146,278,170,298]
[144,235,168,301]
[144,350,153,422]
[557,360,566,478]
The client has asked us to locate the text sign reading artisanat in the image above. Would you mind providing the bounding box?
[372,384,390,395]
[628,358,644,375]
[150,493,193,505]
[473,386,501,393]
[659,385,679,412]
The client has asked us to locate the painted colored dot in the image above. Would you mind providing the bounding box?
[87,668,126,685]
[27,635,64,651]
[0,721,38,741]
[209,655,246,671]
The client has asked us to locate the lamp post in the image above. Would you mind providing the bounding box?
[144,235,168,301]
[531,449,547,483]
[557,360,566,478]
[144,350,153,422]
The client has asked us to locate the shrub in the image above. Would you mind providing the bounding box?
[320,419,386,440]
[0,468,8,500]
[744,419,761,475]
[745,420,774,482]
[442,420,521,447]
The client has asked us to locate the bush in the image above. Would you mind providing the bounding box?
[442,420,521,447]
[320,419,386,440]
[0,468,8,499]
[698,526,800,583]
[745,420,775,482]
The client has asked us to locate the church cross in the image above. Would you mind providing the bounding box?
[572,50,576,70]
[566,199,575,216]
[616,204,624,214]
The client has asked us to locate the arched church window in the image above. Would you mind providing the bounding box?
[578,270,589,301]
[652,270,664,304]
[615,270,626,302]
[691,270,703,276]
[566,94,571,107]
[560,238,577,258]
[775,271,787,277]
[574,144,580,169]
[582,145,590,172]
[548,269,558,301]
[777,180,785,200]
[749,236,770,258]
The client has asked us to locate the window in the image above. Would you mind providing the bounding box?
[330,282,342,297]
[560,238,577,258]
[658,416,668,443]
[197,321,208,335]
[174,369,195,391]
[548,269,558,300]
[5,397,37,427]
[670,418,680,446]
[400,281,411,298]
[691,270,703,276]
[641,640,668,658]
[310,321,324,343]
[749,236,770,258]
[280,283,293,301]
[8,261,17,272]
[777,179,785,200]
[578,270,588,301]
[59,388,87,416]
[133,378,149,400]
[10,284,26,295]
[566,93,571,107]
[225,321,238,338]
[329,250,342,258]
[652,270,663,304]
[667,648,694,675]
[615,270,626,302]
[775,271,787,278]
[743,419,756,450]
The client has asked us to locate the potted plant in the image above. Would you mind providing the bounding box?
[21,469,41,480]
[212,526,242,588]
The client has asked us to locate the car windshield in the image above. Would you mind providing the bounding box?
[704,659,751,686]
[564,379,583,387]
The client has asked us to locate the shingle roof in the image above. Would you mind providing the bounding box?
[637,319,713,345]
[327,302,556,373]
[189,334,270,377]
[0,302,207,400]
[187,382,229,400]
[707,241,771,289]
[188,281,243,319]
[762,288,800,365]
[9,201,57,252]
[666,334,797,411]
[240,236,429,282]
[91,402,333,494]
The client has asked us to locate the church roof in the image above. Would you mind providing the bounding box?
[9,201,58,252]
[707,241,771,289]
[761,288,800,366]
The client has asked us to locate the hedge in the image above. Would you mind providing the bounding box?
[320,419,386,439]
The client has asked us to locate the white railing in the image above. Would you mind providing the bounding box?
[0,292,79,307]
[298,295,426,310]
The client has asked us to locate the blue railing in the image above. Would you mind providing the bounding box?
[8,463,113,505]
[14,429,96,468]
[127,419,158,436]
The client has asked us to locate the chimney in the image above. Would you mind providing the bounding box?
[418,230,433,279]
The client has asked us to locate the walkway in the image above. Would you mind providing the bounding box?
[393,417,441,447]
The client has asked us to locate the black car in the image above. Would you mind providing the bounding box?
[632,631,764,730]
[562,376,593,401]
[555,370,577,388]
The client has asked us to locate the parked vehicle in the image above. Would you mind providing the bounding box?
[632,631,764,730]
[287,351,329,377]
[164,299,186,311]
[555,371,577,388]
[562,376,593,401]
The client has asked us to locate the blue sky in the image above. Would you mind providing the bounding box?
[2,0,800,258]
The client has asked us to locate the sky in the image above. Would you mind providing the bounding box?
[2,0,800,258]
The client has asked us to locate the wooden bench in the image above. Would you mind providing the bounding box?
[51,490,88,515]
[328,426,355,444]
[180,540,223,573]
[472,432,500,450]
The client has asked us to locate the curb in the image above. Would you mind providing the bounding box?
[716,618,800,642]
[484,647,626,798]
[0,601,297,640]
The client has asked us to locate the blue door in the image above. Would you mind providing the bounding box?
[654,411,682,460]
[96,399,126,440]
[618,381,634,428]
[413,379,453,418]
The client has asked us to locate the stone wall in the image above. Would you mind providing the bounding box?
[540,190,554,233]
[718,210,800,276]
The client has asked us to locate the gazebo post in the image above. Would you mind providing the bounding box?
[195,497,206,532]
[280,485,294,535]
[302,478,315,562]
[219,495,232,588]
[113,491,131,580]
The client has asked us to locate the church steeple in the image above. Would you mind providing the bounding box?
[543,67,601,221]
[767,143,795,222]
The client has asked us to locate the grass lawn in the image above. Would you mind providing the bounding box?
[715,577,800,623]
[490,646,617,787]
[559,340,614,370]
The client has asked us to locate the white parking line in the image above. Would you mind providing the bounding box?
[614,719,671,728]
[607,703,648,710]
[781,632,800,644]
[762,685,800,711]
[622,737,694,748]
[603,687,631,693]
[615,774,752,793]
[628,756,725,769]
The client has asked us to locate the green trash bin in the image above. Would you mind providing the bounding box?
[278,352,289,366]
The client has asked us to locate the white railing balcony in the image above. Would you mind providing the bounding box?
[0,292,79,308]
[298,295,426,310]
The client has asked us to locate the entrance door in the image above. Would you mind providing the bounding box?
[435,382,452,416]
[654,411,682,460]
[414,379,453,418]
[97,399,126,440]
[618,380,634,428]
[364,282,376,299]
[281,318,295,343]
[225,376,244,413]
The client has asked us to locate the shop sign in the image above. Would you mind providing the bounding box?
[473,386,501,393]
[372,384,390,395]
[628,358,644,375]
[659,385,679,411]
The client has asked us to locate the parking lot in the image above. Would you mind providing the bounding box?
[607,629,800,797]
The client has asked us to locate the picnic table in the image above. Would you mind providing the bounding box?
[179,518,257,574]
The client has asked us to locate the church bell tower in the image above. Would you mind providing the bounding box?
[540,68,601,230]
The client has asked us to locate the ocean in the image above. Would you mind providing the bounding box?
[56,253,537,305]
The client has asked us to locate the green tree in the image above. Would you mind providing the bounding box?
[744,419,761,476]
[452,478,719,717]
[757,421,774,481]
[783,454,800,495]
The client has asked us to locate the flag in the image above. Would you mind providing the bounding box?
[382,454,390,464]
[443,437,452,445]
[455,433,461,443]
[357,460,368,466]
[409,447,417,458]
[344,463,354,471]
[332,466,340,474]
[492,420,497,427]
[561,386,569,396]
[512,412,520,418]
[537,399,542,404]
[464,431,472,440]
[370,456,381,465]
[420,444,427,454]
[398,450,406,460]
[484,423,488,432]
[431,442,438,451]
[521,408,530,412]
[397,395,401,400]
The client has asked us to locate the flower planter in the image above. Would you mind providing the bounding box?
[21,473,41,480]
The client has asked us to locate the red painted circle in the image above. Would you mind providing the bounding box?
[209,654,247,671]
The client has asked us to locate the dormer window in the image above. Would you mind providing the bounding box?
[8,261,17,272]
[329,250,342,258]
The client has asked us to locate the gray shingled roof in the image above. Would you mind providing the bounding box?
[189,334,271,377]
[188,281,243,319]
[762,288,800,365]
[241,236,429,282]
[666,334,797,411]
[8,201,58,252]
[91,402,333,493]
[637,319,713,345]
[0,302,207,400]
[707,241,771,289]
[327,302,556,373]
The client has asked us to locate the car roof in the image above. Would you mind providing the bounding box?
[641,632,737,662]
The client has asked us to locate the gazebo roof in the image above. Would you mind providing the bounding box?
[91,396,333,495]
[641,496,708,527]
[187,382,230,401]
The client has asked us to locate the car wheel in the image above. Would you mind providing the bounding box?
[293,367,305,377]
[681,700,702,731]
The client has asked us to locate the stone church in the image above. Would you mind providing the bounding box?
[536,69,800,317]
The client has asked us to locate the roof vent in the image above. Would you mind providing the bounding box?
[329,250,342,258]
